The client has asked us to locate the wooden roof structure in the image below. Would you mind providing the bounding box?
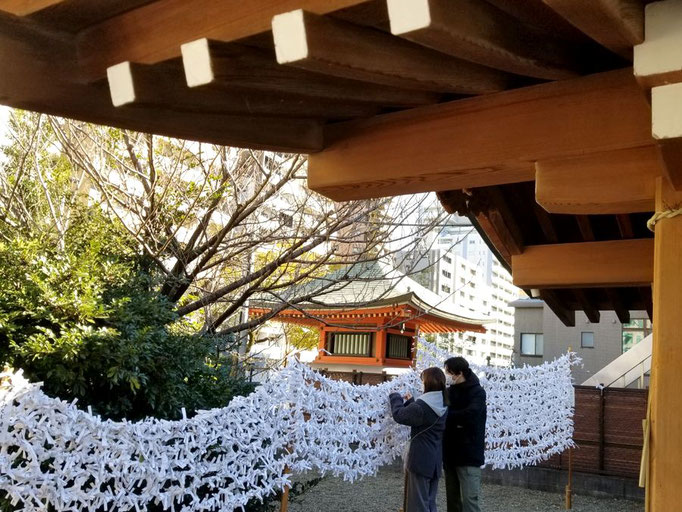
[4,1,682,508]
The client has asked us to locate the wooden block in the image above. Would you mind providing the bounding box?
[634,0,682,88]
[308,68,654,201]
[387,0,580,80]
[271,9,509,94]
[652,83,682,190]
[535,146,660,214]
[511,239,654,289]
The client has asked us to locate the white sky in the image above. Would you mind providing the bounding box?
[0,106,9,145]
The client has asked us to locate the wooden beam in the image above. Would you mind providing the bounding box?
[543,0,644,59]
[512,239,654,288]
[633,0,682,89]
[539,289,576,327]
[271,9,509,94]
[76,0,375,82]
[181,39,440,108]
[535,146,660,214]
[533,203,559,244]
[648,177,682,510]
[0,0,63,15]
[387,0,580,80]
[575,216,595,242]
[307,68,654,201]
[652,83,682,190]
[605,288,631,323]
[574,289,601,323]
[616,214,636,239]
[107,60,380,119]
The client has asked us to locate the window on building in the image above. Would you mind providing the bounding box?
[622,319,652,353]
[442,270,452,278]
[327,332,374,357]
[443,255,452,264]
[386,333,412,359]
[441,285,451,293]
[581,332,595,348]
[520,333,543,356]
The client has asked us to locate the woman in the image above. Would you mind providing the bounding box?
[389,367,448,512]
[443,357,486,512]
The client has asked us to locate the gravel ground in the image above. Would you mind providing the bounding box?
[288,464,643,512]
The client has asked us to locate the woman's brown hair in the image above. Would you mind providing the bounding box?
[421,367,448,405]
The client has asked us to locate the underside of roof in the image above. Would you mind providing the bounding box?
[0,0,662,325]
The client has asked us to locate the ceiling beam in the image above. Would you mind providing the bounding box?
[542,0,644,59]
[106,60,380,119]
[0,0,63,15]
[535,146,660,214]
[606,288,631,323]
[387,0,580,80]
[76,0,374,82]
[181,39,440,108]
[271,9,509,94]
[539,289,576,327]
[574,289,601,323]
[512,239,654,288]
[307,68,654,201]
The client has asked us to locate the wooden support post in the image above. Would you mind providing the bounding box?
[565,345,573,510]
[647,177,682,511]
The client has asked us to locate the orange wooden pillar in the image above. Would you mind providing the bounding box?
[375,325,387,366]
[647,178,682,511]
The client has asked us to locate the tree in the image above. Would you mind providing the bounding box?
[1,111,449,338]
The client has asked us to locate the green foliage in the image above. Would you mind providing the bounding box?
[0,208,254,421]
[284,324,319,351]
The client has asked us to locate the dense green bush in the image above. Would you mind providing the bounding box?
[0,209,254,421]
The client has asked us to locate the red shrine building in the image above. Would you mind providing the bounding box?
[250,261,488,379]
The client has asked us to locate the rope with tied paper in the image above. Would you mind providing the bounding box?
[0,340,579,512]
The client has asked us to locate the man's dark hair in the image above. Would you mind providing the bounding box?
[444,356,473,378]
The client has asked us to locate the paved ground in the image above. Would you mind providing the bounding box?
[289,464,643,512]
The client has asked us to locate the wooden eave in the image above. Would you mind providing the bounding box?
[249,302,487,334]
[0,0,659,325]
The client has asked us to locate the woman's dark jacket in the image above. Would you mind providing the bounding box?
[389,393,446,478]
[443,373,487,468]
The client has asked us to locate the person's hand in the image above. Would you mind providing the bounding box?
[404,393,412,401]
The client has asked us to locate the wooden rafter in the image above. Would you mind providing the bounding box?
[575,216,595,242]
[535,146,660,214]
[387,0,580,80]
[271,9,509,94]
[308,69,653,201]
[0,0,63,15]
[106,60,380,119]
[76,0,375,81]
[543,0,644,59]
[539,289,576,327]
[511,239,654,288]
[605,288,631,323]
[616,214,636,239]
[180,39,440,108]
[573,289,600,323]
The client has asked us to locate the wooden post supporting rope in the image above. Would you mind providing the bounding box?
[565,346,573,510]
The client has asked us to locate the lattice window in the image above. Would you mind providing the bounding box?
[386,333,412,359]
[327,332,374,357]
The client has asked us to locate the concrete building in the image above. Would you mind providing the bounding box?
[511,298,651,386]
[398,215,519,367]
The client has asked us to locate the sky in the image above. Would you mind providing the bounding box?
[0,105,9,145]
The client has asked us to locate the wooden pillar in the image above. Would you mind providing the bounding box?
[375,323,387,365]
[648,177,682,511]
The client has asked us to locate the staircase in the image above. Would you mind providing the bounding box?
[582,334,652,388]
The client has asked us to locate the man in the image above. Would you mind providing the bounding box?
[443,357,487,512]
